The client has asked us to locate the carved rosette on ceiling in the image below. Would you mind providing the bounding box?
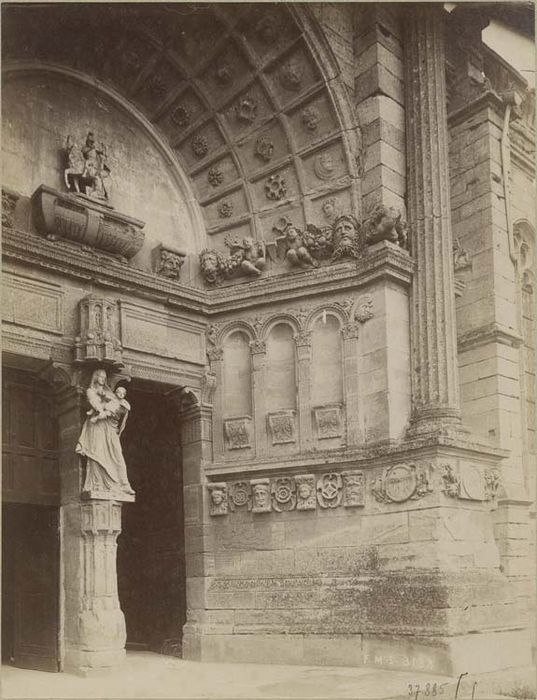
[32,185,145,260]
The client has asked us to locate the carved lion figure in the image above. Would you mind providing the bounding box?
[199,248,228,285]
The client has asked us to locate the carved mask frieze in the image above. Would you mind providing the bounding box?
[342,471,365,507]
[317,472,343,508]
[271,477,296,512]
[251,478,271,513]
[295,475,317,510]
[229,481,251,511]
[208,482,228,516]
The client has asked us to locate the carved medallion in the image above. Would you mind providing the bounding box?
[267,410,296,445]
[313,405,342,439]
[236,96,257,124]
[295,475,317,510]
[301,107,320,132]
[271,477,297,512]
[208,482,228,516]
[191,135,209,158]
[250,478,271,513]
[218,201,233,218]
[372,464,431,503]
[265,174,287,201]
[254,136,274,163]
[229,481,251,511]
[224,417,251,450]
[314,152,336,180]
[279,60,303,91]
[171,105,191,128]
[317,472,343,509]
[460,465,485,501]
[215,62,233,86]
[342,471,365,507]
[208,167,224,187]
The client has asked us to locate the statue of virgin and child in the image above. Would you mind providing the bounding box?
[76,368,135,497]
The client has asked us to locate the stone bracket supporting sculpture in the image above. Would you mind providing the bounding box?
[32,185,145,260]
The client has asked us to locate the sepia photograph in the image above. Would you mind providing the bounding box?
[1,1,535,698]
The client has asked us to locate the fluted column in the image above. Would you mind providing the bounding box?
[405,5,461,433]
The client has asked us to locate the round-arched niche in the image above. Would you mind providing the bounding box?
[2,68,205,280]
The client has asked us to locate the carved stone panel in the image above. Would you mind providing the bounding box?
[75,295,123,366]
[295,475,317,511]
[223,416,252,450]
[317,472,343,509]
[271,477,297,512]
[208,482,228,516]
[460,465,485,501]
[267,410,296,445]
[250,478,271,513]
[342,471,365,507]
[313,405,343,439]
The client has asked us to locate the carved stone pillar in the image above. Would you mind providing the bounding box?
[250,340,268,456]
[63,500,126,673]
[341,323,362,446]
[294,331,313,452]
[404,5,461,433]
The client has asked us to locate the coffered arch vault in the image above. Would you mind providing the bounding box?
[3,3,361,256]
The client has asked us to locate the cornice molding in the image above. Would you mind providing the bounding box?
[3,227,414,317]
[457,323,523,352]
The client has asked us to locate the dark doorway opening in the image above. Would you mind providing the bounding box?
[2,503,60,671]
[117,384,186,656]
[2,364,60,672]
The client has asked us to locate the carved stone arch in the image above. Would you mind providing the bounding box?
[305,305,347,333]
[220,321,256,346]
[261,314,301,340]
[3,62,206,251]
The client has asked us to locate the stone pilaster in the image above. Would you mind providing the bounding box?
[294,331,313,452]
[341,323,362,446]
[208,348,224,460]
[404,5,461,433]
[250,341,268,457]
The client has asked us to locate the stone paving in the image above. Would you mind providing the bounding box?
[2,651,527,700]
